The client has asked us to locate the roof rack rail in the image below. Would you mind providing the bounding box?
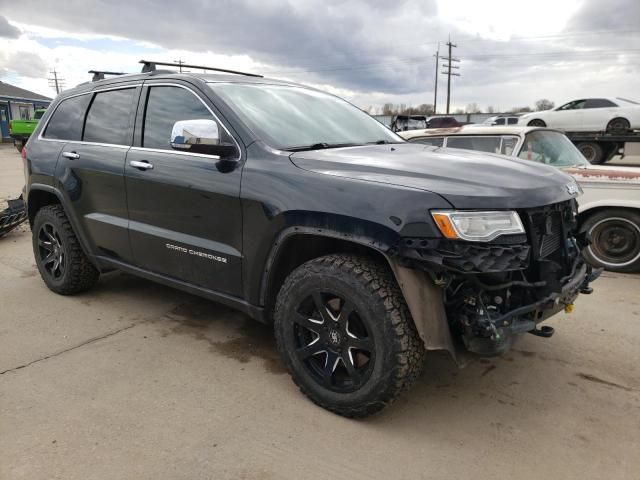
[89,70,126,82]
[139,60,263,78]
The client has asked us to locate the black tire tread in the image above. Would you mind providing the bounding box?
[33,205,99,294]
[274,254,425,418]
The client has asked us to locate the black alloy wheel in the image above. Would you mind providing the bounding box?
[274,254,426,418]
[32,205,99,294]
[37,222,66,280]
[293,291,374,393]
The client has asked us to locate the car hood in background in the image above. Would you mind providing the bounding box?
[290,143,579,209]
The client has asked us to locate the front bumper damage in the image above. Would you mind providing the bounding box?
[390,200,600,359]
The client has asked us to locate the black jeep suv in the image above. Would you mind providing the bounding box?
[23,64,597,417]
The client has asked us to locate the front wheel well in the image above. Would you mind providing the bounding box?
[578,206,640,230]
[27,189,61,226]
[262,234,390,322]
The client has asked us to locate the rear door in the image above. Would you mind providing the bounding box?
[49,86,139,263]
[124,82,243,296]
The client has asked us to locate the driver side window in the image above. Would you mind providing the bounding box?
[143,86,232,150]
[559,100,586,111]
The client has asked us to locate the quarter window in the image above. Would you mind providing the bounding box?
[143,86,230,151]
[43,94,91,141]
[83,88,136,145]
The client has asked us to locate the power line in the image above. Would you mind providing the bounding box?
[433,42,440,114]
[440,37,460,114]
[47,69,65,94]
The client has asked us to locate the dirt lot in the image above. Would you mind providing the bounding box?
[1,143,639,480]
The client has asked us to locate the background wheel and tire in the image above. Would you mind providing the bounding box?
[582,209,640,273]
[32,205,100,294]
[606,117,630,134]
[575,142,605,164]
[527,119,547,127]
[274,254,426,418]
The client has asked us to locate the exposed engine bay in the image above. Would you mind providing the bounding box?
[398,199,600,356]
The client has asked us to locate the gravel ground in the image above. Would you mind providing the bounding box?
[1,143,639,480]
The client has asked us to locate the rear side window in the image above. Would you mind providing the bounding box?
[143,86,226,150]
[409,136,444,147]
[43,95,91,140]
[507,117,518,125]
[584,98,617,108]
[446,136,501,154]
[84,88,136,145]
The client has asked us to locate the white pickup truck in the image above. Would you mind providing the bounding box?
[400,126,640,273]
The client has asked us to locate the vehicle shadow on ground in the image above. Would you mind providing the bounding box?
[83,271,627,428]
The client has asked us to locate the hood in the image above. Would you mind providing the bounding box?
[565,165,640,185]
[290,143,579,209]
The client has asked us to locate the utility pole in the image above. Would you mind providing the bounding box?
[433,42,439,114]
[174,58,185,72]
[439,36,460,114]
[47,69,65,95]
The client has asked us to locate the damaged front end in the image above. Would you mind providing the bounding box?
[395,199,600,357]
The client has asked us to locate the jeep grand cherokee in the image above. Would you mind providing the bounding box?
[23,62,597,417]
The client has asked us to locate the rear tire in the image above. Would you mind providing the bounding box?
[32,205,100,294]
[14,141,24,153]
[606,117,630,134]
[273,254,426,418]
[582,209,640,273]
[576,142,604,164]
[527,119,546,127]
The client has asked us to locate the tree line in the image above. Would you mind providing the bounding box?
[370,98,555,116]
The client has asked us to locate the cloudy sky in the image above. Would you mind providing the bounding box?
[0,0,638,112]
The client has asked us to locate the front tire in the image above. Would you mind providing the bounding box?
[582,209,640,273]
[32,205,100,294]
[527,119,546,127]
[274,254,426,418]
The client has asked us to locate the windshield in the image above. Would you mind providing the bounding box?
[209,83,403,150]
[518,130,588,167]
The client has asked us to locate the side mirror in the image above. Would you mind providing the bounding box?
[170,119,237,158]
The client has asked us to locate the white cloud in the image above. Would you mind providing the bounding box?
[0,0,637,111]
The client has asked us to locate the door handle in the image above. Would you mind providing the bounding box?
[62,151,80,160]
[130,160,154,170]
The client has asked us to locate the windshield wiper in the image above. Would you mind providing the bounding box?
[284,142,361,152]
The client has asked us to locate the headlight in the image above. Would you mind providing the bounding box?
[431,210,525,242]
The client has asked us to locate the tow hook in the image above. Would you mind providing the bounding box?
[529,325,555,338]
[581,267,603,294]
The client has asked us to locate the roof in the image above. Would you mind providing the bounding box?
[70,70,302,93]
[0,81,52,102]
[399,125,559,140]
